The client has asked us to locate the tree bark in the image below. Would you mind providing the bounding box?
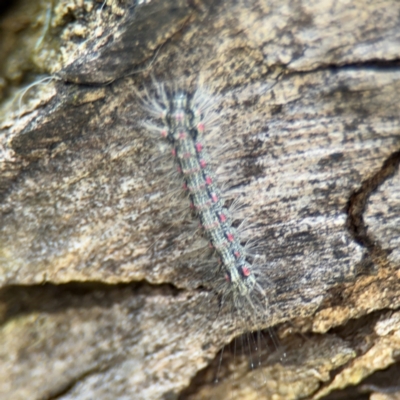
[0,1,400,399]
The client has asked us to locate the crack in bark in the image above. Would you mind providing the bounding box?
[0,281,182,326]
[286,57,400,77]
[346,149,400,272]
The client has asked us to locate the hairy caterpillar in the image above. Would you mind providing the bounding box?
[135,83,285,399]
[137,82,268,317]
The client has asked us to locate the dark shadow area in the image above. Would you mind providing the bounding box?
[0,281,182,325]
[347,149,400,272]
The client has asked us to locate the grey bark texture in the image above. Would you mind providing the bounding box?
[0,0,400,399]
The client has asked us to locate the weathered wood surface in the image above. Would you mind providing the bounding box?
[0,0,400,399]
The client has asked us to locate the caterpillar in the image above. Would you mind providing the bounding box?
[137,82,267,316]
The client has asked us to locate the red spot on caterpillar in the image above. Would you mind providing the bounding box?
[219,213,227,222]
[241,265,251,277]
[234,250,241,258]
[179,131,186,139]
[195,142,203,152]
[211,193,218,202]
[205,176,212,185]
[161,129,168,138]
[197,122,205,132]
[227,233,234,242]
[200,159,206,168]
[171,148,176,157]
